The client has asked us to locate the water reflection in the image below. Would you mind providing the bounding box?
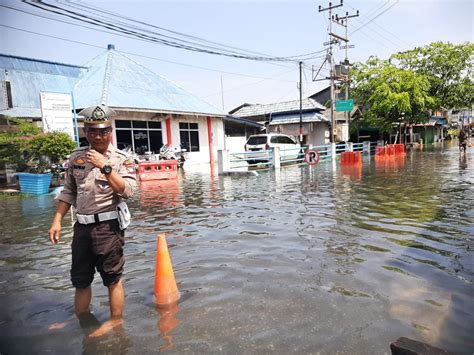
[156,302,180,352]
[139,179,181,208]
[0,143,473,354]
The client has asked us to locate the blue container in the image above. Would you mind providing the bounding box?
[16,173,52,195]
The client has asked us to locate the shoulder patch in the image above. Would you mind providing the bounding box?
[123,158,135,166]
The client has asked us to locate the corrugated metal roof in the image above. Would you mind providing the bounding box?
[268,111,328,125]
[231,98,325,118]
[74,48,226,117]
[224,115,264,128]
[0,54,85,115]
[0,107,42,118]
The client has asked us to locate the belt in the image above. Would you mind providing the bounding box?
[76,211,118,225]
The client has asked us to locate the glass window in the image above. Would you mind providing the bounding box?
[179,122,200,152]
[247,136,267,145]
[115,120,131,128]
[149,130,163,153]
[116,130,132,150]
[132,120,147,128]
[133,130,149,154]
[148,121,162,129]
[115,119,162,154]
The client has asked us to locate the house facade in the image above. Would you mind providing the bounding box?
[230,98,330,146]
[0,44,228,166]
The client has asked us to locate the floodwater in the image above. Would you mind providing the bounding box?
[0,143,473,355]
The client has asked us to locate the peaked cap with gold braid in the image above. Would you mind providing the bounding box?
[79,105,116,128]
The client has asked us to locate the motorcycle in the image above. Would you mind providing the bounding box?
[159,144,187,168]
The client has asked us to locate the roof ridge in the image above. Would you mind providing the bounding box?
[113,50,224,114]
[101,48,114,105]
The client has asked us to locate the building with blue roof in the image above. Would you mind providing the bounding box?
[0,45,234,166]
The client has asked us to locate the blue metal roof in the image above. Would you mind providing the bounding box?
[0,54,85,116]
[74,47,225,116]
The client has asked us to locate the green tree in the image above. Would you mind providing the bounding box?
[0,118,75,171]
[392,42,474,110]
[0,118,41,166]
[351,56,435,132]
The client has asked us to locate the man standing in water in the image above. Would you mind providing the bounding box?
[49,105,136,335]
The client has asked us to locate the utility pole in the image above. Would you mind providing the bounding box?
[220,75,225,110]
[319,0,343,143]
[335,11,359,127]
[299,61,303,143]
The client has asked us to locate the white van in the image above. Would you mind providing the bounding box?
[244,133,301,164]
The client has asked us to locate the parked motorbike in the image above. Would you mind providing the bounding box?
[159,144,187,168]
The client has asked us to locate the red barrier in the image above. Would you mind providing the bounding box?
[340,151,362,166]
[375,144,405,160]
[138,160,178,181]
[394,144,405,154]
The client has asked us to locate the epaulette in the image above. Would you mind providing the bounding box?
[115,149,128,157]
[71,146,89,153]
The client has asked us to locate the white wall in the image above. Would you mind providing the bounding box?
[111,112,224,166]
[225,136,247,153]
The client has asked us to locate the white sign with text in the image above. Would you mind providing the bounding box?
[40,92,75,140]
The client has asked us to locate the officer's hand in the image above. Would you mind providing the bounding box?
[49,222,61,245]
[85,149,107,170]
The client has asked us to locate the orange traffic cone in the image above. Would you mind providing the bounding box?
[154,234,181,306]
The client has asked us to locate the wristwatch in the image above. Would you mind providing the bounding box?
[101,164,113,175]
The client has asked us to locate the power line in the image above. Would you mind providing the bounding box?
[21,0,321,63]
[350,0,399,35]
[344,0,413,50]
[63,0,325,61]
[0,24,298,83]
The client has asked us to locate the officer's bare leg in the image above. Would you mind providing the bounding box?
[75,287,92,315]
[108,280,124,318]
[88,281,124,338]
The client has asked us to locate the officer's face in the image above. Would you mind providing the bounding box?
[84,127,113,152]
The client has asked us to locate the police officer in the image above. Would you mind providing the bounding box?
[49,105,137,331]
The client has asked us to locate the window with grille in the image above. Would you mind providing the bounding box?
[179,122,200,152]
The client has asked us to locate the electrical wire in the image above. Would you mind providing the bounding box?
[21,0,323,63]
[0,24,297,82]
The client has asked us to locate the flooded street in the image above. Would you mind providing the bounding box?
[0,143,473,354]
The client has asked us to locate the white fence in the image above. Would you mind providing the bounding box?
[218,141,381,174]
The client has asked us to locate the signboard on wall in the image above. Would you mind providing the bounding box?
[39,92,75,140]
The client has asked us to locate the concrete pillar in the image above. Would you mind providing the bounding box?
[347,142,353,152]
[331,142,336,160]
[217,150,229,175]
[363,141,370,155]
[272,147,281,169]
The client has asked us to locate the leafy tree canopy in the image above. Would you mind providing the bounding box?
[392,41,474,110]
[352,56,434,132]
[0,118,75,170]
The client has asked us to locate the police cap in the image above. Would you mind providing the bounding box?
[79,105,115,128]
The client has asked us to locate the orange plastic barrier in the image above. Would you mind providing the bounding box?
[394,144,405,155]
[138,160,178,181]
[375,144,405,160]
[340,151,362,165]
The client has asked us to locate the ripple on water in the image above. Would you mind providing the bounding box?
[0,144,473,354]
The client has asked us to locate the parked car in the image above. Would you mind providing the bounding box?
[244,133,301,164]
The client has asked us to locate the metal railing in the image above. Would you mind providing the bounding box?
[222,141,383,172]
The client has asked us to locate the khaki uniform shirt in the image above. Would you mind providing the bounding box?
[57,144,137,215]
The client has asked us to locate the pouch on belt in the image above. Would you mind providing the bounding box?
[117,200,131,230]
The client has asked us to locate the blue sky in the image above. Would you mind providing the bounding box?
[1,0,472,111]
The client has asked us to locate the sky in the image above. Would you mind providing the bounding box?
[0,0,473,112]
